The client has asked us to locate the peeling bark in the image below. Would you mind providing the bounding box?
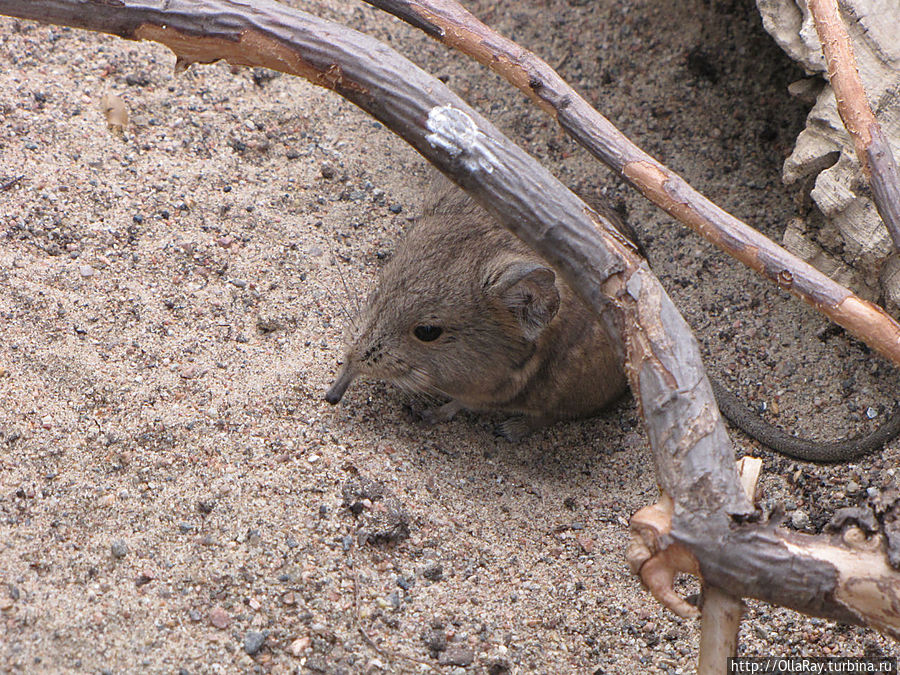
[807,0,900,251]
[758,0,900,308]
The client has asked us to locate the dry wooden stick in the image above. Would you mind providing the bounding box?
[0,175,24,191]
[3,0,900,641]
[696,457,759,674]
[362,0,900,368]
[807,0,900,251]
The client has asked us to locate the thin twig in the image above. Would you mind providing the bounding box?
[361,0,900,368]
[696,457,759,673]
[0,175,24,191]
[807,0,900,251]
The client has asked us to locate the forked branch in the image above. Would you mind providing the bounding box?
[362,0,900,367]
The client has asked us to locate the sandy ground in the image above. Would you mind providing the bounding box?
[1,1,897,673]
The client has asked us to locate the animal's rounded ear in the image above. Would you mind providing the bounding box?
[487,261,560,341]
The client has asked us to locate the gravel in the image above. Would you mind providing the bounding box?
[243,630,267,656]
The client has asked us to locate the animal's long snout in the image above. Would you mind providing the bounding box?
[325,363,357,404]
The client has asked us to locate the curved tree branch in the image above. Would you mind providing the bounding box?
[362,0,900,368]
[807,0,900,252]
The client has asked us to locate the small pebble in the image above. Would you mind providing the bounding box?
[78,264,95,278]
[304,656,328,671]
[135,570,154,586]
[423,561,443,581]
[576,533,594,553]
[179,365,198,379]
[320,164,335,179]
[289,636,310,656]
[423,628,447,653]
[866,407,877,419]
[244,630,267,655]
[389,203,402,214]
[791,509,810,530]
[209,605,230,629]
[439,645,474,667]
[111,540,129,558]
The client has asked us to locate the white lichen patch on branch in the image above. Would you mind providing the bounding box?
[426,104,499,173]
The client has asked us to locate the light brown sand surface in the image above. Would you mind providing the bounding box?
[1,1,897,673]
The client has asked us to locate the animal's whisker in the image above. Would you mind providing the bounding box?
[393,369,451,405]
[322,233,362,323]
[404,368,454,402]
[315,273,357,330]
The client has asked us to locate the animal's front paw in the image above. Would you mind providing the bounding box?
[494,416,539,442]
[418,400,463,426]
[418,408,442,426]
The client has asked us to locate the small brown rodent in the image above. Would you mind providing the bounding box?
[325,174,626,440]
[326,176,900,461]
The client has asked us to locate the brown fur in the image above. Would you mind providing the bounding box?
[325,176,626,438]
[328,177,900,459]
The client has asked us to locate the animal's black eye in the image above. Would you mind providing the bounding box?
[413,325,443,342]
